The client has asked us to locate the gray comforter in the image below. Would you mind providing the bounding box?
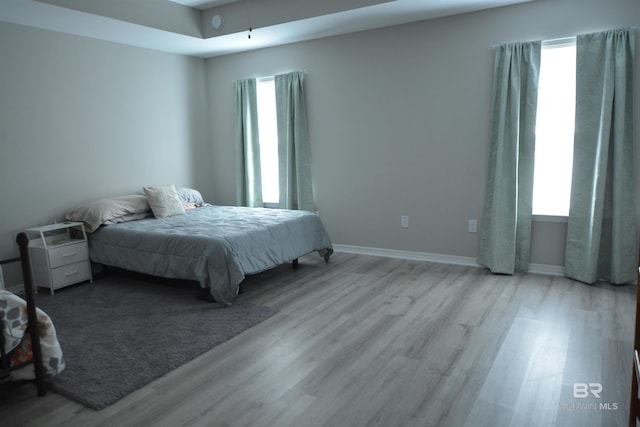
[88,205,333,305]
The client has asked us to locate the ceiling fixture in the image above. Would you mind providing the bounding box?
[245,0,252,39]
[211,14,224,30]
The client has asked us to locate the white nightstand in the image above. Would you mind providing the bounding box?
[25,222,93,295]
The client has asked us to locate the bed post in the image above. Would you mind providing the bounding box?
[16,232,46,396]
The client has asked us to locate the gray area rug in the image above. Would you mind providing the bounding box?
[35,272,278,410]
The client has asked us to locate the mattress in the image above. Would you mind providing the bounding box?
[88,205,333,306]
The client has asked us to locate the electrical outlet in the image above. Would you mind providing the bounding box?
[468,219,477,233]
[401,215,409,228]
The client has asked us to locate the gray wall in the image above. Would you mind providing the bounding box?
[206,0,640,266]
[0,22,211,262]
[1,0,638,276]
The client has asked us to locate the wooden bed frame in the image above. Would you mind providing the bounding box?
[0,232,46,396]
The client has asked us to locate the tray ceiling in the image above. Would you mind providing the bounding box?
[0,0,534,58]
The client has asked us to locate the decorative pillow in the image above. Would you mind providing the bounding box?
[66,195,151,232]
[176,187,205,208]
[143,185,186,218]
[0,289,26,352]
[0,290,65,380]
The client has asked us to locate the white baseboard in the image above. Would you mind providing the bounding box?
[332,244,565,277]
[526,263,565,277]
[333,244,481,267]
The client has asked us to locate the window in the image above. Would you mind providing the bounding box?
[532,40,576,217]
[256,77,279,205]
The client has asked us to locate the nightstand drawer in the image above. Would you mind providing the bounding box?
[48,243,88,268]
[51,261,91,288]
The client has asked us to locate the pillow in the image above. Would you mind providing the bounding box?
[103,211,153,225]
[66,195,151,232]
[143,185,185,218]
[176,187,205,207]
[0,290,66,380]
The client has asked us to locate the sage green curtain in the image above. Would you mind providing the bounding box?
[275,71,315,211]
[477,41,541,274]
[565,29,636,284]
[234,78,263,207]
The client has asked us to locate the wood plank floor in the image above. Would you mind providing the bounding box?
[0,252,635,426]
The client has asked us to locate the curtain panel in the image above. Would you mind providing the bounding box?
[565,28,636,284]
[477,41,541,274]
[275,71,315,212]
[234,78,263,207]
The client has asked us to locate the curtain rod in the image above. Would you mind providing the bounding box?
[542,36,576,46]
[233,69,307,83]
[490,38,557,48]
[491,26,639,49]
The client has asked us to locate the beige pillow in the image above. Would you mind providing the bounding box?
[66,195,151,232]
[143,185,186,218]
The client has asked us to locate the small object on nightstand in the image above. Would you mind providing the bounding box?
[24,222,93,295]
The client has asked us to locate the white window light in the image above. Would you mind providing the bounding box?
[256,77,279,205]
[532,38,576,217]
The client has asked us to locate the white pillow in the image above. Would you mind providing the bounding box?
[143,185,186,218]
[176,187,205,207]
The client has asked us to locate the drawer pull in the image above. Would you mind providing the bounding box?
[64,270,79,277]
[62,252,77,258]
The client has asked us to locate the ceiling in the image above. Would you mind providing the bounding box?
[0,0,533,58]
[168,0,239,9]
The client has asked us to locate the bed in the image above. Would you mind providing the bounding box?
[66,186,333,306]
